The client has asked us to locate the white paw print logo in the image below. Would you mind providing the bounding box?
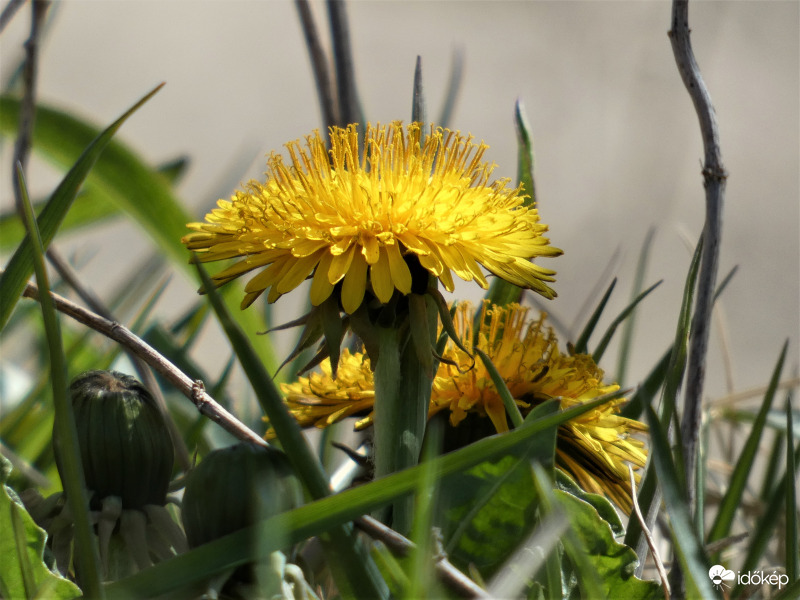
[708,564,735,590]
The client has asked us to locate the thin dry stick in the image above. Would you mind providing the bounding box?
[11,0,49,214]
[0,0,26,34]
[18,277,490,599]
[629,466,670,600]
[18,278,267,447]
[355,516,491,599]
[669,0,726,516]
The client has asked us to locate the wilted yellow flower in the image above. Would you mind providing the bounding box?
[275,302,647,510]
[183,123,561,313]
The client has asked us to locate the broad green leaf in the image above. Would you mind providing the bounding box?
[555,488,662,600]
[441,455,538,576]
[438,402,556,578]
[707,341,788,547]
[0,456,81,600]
[0,85,164,332]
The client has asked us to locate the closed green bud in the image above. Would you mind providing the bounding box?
[56,370,174,510]
[181,443,303,548]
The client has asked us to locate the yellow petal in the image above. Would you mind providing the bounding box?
[370,247,394,303]
[310,251,336,306]
[276,251,323,294]
[328,244,355,284]
[386,242,412,294]
[360,234,380,264]
[341,252,368,313]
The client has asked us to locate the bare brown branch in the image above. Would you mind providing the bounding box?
[17,277,268,447]
[669,0,726,513]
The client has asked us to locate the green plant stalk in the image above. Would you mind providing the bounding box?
[17,166,104,598]
[195,259,388,599]
[373,323,433,534]
[574,277,617,355]
[105,392,618,599]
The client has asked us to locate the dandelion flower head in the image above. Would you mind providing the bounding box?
[183,123,562,313]
[276,301,647,510]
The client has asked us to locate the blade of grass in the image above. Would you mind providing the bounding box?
[106,391,621,598]
[194,257,389,599]
[0,84,163,331]
[573,277,617,355]
[785,392,798,582]
[616,227,656,384]
[643,402,714,599]
[592,279,662,364]
[436,49,463,129]
[626,235,703,565]
[405,420,440,600]
[733,438,800,597]
[484,100,537,308]
[16,165,104,598]
[706,341,788,547]
[411,56,426,125]
[475,347,524,429]
[0,158,188,251]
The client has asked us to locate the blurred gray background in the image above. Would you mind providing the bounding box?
[2,1,798,407]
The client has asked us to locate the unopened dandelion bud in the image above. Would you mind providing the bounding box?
[181,443,303,548]
[56,370,174,510]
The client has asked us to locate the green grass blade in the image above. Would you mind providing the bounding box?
[0,158,188,251]
[707,341,788,546]
[592,280,662,364]
[785,392,798,582]
[624,236,703,557]
[194,258,389,600]
[734,440,800,596]
[105,392,619,598]
[573,277,617,355]
[16,166,104,598]
[643,402,715,599]
[411,56,426,125]
[0,84,163,332]
[483,100,538,308]
[435,49,463,129]
[475,347,524,428]
[616,227,655,384]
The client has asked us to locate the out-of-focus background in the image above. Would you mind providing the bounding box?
[1,1,798,404]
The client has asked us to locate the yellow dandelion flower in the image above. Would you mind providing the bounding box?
[183,122,562,314]
[271,301,648,510]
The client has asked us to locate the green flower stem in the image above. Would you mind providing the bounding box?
[17,166,104,598]
[373,313,434,534]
